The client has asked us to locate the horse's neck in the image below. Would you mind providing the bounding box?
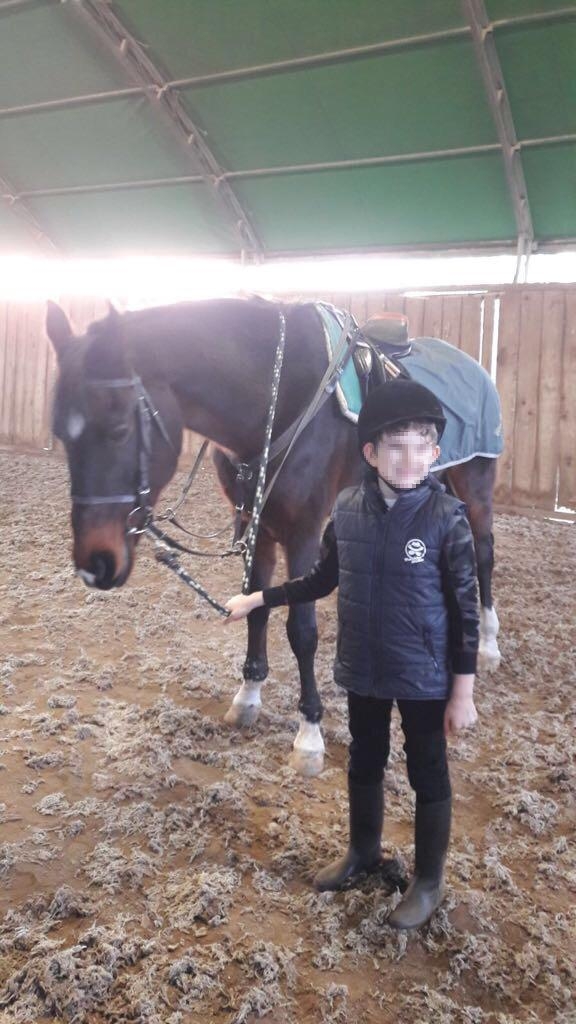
[134,303,281,457]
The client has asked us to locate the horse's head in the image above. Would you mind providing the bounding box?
[47,302,183,589]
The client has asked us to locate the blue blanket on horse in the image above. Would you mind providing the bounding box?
[317,305,503,470]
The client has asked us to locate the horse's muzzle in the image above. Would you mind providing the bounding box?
[73,524,133,590]
[88,551,119,590]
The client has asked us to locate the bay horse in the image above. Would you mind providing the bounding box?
[46,297,501,776]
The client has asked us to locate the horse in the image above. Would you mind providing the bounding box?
[46,297,501,776]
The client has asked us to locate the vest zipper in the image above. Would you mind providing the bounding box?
[370,509,390,689]
[423,628,440,672]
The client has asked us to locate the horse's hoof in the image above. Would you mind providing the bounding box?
[479,607,500,672]
[290,718,325,776]
[288,748,324,777]
[224,701,261,727]
[224,682,263,727]
[478,646,501,673]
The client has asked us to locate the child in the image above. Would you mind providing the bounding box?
[225,379,479,929]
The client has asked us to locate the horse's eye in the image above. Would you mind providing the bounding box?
[108,423,131,445]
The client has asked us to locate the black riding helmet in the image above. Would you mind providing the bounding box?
[357,379,446,449]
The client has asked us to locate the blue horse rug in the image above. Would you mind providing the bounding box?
[316,303,503,470]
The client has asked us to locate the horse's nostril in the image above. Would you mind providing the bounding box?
[90,551,117,590]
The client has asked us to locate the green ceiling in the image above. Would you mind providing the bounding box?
[0,0,574,258]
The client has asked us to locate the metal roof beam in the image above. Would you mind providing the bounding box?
[167,7,576,89]
[169,28,471,87]
[461,0,534,280]
[492,7,576,32]
[0,0,54,12]
[6,145,500,200]
[0,88,142,120]
[1,5,575,120]
[74,0,263,260]
[0,170,60,254]
[7,132,576,201]
[0,28,471,121]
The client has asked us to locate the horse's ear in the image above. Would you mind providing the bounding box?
[46,301,72,359]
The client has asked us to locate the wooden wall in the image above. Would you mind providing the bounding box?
[1,286,574,513]
[0,296,109,451]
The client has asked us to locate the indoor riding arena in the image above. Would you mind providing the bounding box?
[1,3,575,1024]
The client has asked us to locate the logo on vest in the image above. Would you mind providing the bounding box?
[404,538,426,564]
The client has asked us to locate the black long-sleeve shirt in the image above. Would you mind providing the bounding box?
[263,514,479,675]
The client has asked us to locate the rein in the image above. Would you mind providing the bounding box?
[142,312,287,609]
[223,307,356,546]
[144,307,357,609]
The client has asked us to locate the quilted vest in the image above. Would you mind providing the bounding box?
[332,474,464,700]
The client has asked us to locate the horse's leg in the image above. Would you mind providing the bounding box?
[282,532,325,778]
[224,527,276,727]
[447,458,501,671]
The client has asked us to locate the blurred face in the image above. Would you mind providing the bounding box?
[363,426,440,490]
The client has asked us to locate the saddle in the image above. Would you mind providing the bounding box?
[352,313,412,400]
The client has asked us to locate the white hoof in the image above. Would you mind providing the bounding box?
[479,606,501,673]
[289,718,325,777]
[478,643,501,673]
[223,682,262,727]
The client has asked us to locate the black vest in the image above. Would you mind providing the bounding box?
[332,474,464,700]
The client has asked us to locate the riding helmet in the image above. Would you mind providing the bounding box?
[357,379,446,448]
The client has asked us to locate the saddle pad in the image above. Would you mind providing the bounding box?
[316,304,503,470]
[316,302,363,418]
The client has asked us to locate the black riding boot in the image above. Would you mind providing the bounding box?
[313,779,383,892]
[387,797,451,929]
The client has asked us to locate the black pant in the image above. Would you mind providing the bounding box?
[347,692,451,804]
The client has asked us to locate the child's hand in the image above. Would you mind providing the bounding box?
[444,695,477,736]
[223,591,264,623]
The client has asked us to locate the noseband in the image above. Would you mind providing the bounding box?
[71,375,174,532]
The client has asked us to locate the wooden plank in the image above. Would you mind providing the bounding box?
[0,304,8,442]
[533,291,564,508]
[480,294,496,377]
[558,290,576,509]
[365,294,387,320]
[404,296,425,338]
[22,302,47,448]
[460,295,483,361]
[494,290,521,505]
[422,294,443,338]
[335,292,358,321]
[2,305,18,445]
[14,305,33,444]
[32,304,52,446]
[23,304,45,446]
[383,294,405,316]
[440,296,462,349]
[43,324,59,450]
[16,305,32,445]
[511,290,544,507]
[67,295,109,333]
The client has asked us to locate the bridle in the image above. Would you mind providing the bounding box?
[69,373,234,612]
[71,375,175,533]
